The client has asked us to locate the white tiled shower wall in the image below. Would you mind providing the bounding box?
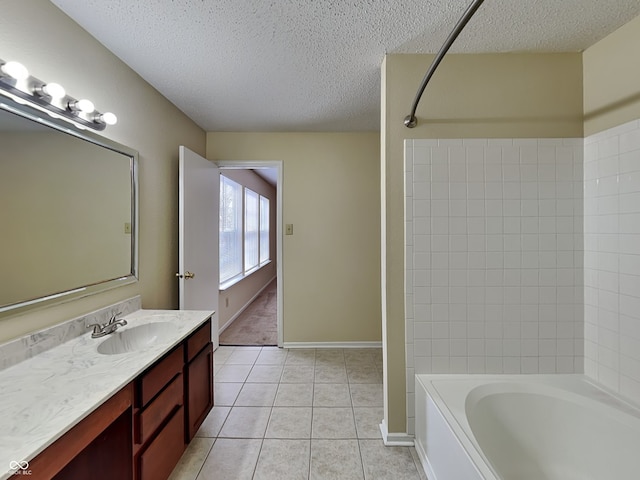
[584,119,640,401]
[404,138,584,434]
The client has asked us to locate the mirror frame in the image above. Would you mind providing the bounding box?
[0,95,139,319]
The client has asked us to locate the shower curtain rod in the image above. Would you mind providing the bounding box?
[404,0,485,128]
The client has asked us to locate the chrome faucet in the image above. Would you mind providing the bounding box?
[87,312,128,338]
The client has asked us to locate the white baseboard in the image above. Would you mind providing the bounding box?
[379,419,414,446]
[282,341,383,349]
[218,275,276,334]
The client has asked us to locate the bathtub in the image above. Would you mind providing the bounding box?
[415,374,640,480]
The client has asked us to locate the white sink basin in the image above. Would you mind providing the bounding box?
[97,322,178,355]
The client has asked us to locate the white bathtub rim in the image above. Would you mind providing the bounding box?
[416,373,640,480]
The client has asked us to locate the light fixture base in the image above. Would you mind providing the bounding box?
[0,58,112,132]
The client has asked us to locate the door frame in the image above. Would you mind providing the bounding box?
[216,160,284,347]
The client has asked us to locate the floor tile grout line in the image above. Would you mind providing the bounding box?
[250,437,265,480]
[192,438,216,480]
[356,436,368,480]
[311,356,316,442]
[246,346,263,480]
[208,346,387,480]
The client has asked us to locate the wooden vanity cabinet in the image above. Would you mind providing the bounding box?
[30,383,134,480]
[185,320,214,441]
[134,345,185,480]
[28,318,213,480]
[133,317,214,480]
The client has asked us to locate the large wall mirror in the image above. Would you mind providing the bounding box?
[0,96,138,318]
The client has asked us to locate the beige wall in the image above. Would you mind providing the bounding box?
[218,169,277,330]
[207,132,382,344]
[584,14,640,135]
[382,53,583,433]
[0,0,205,342]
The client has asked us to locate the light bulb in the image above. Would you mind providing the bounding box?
[0,61,29,80]
[98,112,117,125]
[76,99,94,113]
[42,83,66,99]
[34,82,66,100]
[68,98,95,114]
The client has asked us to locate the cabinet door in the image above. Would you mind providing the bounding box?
[186,342,213,440]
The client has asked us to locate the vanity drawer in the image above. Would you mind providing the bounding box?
[186,319,211,362]
[138,345,184,407]
[138,406,185,480]
[136,373,183,445]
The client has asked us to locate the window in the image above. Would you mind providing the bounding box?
[219,176,242,283]
[219,175,271,287]
[244,188,259,271]
[260,195,269,264]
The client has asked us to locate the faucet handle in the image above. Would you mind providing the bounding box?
[87,323,104,335]
[108,311,123,324]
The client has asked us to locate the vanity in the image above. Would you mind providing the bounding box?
[0,58,218,480]
[0,61,214,480]
[0,307,214,480]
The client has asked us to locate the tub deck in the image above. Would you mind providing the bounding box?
[415,374,640,480]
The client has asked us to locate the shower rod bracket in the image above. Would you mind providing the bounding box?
[404,0,485,128]
[404,114,418,128]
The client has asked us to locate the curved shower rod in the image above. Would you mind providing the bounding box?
[404,0,485,128]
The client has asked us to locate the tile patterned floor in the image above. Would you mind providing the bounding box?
[168,346,426,480]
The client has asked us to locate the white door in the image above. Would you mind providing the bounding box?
[178,146,219,348]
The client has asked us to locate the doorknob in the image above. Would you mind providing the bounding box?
[175,271,196,279]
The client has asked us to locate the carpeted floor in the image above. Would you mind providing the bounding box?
[219,279,277,346]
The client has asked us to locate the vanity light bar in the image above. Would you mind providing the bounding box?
[0,59,117,131]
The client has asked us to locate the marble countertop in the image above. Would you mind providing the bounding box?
[0,309,213,480]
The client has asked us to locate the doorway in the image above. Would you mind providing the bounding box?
[219,278,277,345]
[216,161,283,347]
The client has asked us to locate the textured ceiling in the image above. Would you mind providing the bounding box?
[50,0,640,132]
